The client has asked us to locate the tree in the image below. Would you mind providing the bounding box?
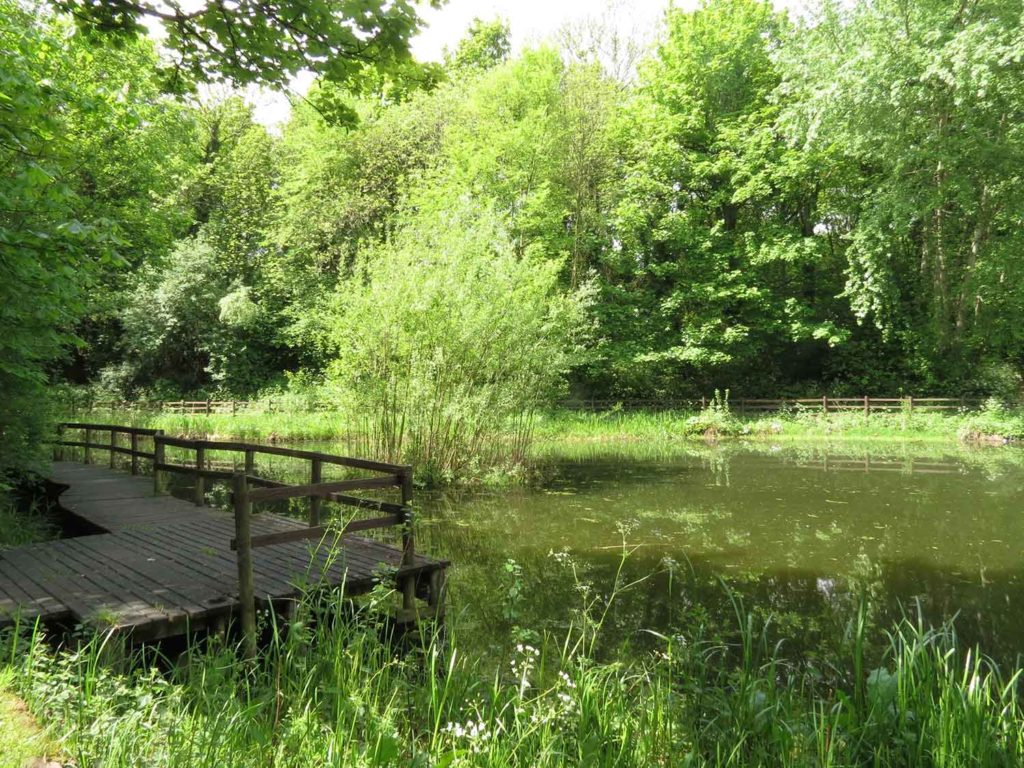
[54,0,435,95]
[445,18,511,73]
[599,0,843,396]
[779,0,1024,390]
[0,2,128,475]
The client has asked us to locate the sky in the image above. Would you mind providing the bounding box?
[245,0,810,126]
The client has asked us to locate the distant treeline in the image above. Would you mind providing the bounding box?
[5,0,1024,476]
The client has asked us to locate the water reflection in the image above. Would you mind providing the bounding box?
[416,442,1024,666]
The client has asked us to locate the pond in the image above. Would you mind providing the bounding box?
[410,441,1024,667]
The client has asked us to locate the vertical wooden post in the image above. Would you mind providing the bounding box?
[701,395,706,410]
[153,433,165,494]
[109,429,117,469]
[55,424,64,462]
[399,466,415,611]
[309,458,322,527]
[84,427,93,464]
[233,472,256,659]
[194,444,206,506]
[907,395,914,413]
[822,395,828,413]
[206,398,212,415]
[863,395,869,415]
[130,432,139,475]
[244,448,254,479]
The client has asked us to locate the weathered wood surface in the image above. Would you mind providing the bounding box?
[0,463,446,640]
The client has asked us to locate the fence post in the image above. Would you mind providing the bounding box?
[84,427,93,464]
[309,458,322,527]
[109,429,117,469]
[194,444,206,506]
[130,432,139,475]
[399,466,416,612]
[206,398,212,415]
[244,448,254,477]
[232,472,256,659]
[701,395,706,410]
[153,433,165,494]
[907,395,914,413]
[822,395,829,413]
[863,395,869,416]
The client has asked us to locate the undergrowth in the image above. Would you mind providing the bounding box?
[2,556,1022,767]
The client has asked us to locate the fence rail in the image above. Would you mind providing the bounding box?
[557,395,989,414]
[65,395,994,416]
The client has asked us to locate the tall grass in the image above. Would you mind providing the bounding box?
[535,405,1024,445]
[3,574,1023,767]
[0,493,55,550]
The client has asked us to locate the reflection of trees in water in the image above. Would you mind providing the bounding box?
[420,497,1024,669]
[533,439,1024,481]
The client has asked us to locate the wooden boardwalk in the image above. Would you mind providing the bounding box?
[0,461,447,640]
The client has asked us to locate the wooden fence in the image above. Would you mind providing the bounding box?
[549,396,988,414]
[65,395,991,416]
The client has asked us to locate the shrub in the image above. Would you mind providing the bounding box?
[325,195,590,483]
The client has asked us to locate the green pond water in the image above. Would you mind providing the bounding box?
[408,441,1024,665]
[188,438,1023,665]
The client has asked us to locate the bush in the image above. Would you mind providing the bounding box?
[325,195,590,483]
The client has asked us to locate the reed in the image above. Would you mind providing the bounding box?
[3,574,1023,767]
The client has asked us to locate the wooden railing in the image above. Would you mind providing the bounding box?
[55,422,164,475]
[53,422,416,655]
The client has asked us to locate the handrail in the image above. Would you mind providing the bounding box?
[53,420,419,658]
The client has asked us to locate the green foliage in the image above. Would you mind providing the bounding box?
[324,196,590,482]
[0,1,131,476]
[4,589,1024,765]
[8,0,1024,479]
[778,0,1024,387]
[446,18,512,73]
[55,0,428,97]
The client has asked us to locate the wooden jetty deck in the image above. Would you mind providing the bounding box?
[0,425,447,643]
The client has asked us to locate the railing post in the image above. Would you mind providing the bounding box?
[822,395,828,413]
[309,458,322,527]
[907,395,914,413]
[194,444,206,506]
[153,433,165,494]
[54,424,64,462]
[206,398,212,415]
[863,395,869,415]
[109,429,117,469]
[130,431,139,475]
[399,466,415,612]
[233,472,256,659]
[84,427,92,464]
